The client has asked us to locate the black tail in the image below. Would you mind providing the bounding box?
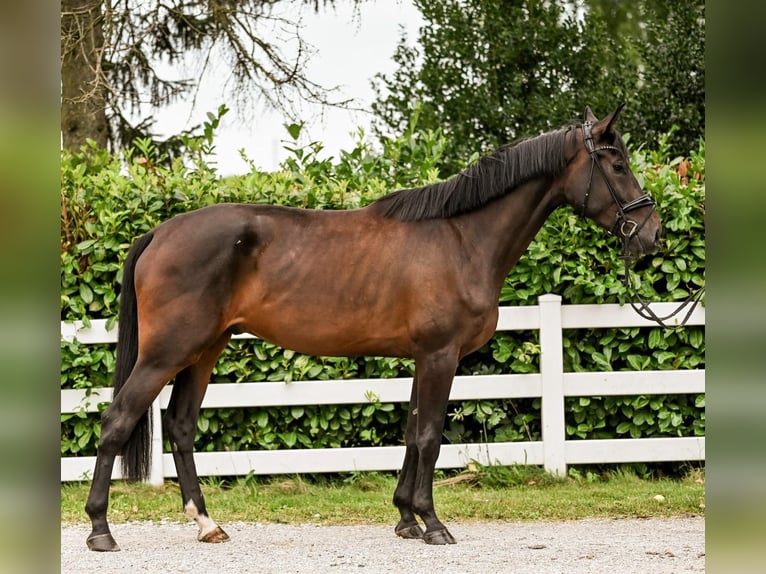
[113,232,154,482]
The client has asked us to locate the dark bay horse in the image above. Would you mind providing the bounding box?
[85,105,661,551]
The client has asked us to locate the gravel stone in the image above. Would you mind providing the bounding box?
[61,517,704,573]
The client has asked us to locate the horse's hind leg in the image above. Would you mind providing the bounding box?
[164,333,231,543]
[86,308,230,551]
[393,373,424,540]
[85,359,183,551]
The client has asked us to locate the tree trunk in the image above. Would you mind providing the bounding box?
[61,0,108,151]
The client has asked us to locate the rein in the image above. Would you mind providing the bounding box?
[620,249,705,329]
[580,121,704,328]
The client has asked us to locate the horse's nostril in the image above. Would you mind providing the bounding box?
[654,229,661,246]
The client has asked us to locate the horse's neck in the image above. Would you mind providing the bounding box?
[465,176,560,285]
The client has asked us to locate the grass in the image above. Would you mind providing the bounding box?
[61,465,705,526]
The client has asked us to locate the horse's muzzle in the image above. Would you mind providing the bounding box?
[624,225,661,256]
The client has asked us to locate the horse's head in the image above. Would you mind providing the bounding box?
[562,104,661,257]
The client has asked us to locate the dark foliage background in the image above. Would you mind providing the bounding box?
[61,116,705,476]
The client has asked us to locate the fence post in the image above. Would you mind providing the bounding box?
[148,398,164,486]
[539,294,566,476]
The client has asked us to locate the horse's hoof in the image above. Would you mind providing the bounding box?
[86,532,120,552]
[424,528,456,545]
[395,523,425,540]
[199,526,230,543]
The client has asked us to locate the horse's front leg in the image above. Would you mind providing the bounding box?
[393,372,425,540]
[410,349,458,544]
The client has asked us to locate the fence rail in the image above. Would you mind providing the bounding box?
[61,295,705,485]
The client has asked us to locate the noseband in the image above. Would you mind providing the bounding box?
[578,121,704,328]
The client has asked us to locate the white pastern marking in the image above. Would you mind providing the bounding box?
[183,499,199,518]
[184,499,220,539]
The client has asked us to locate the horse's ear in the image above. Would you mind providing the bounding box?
[584,106,598,123]
[602,103,626,134]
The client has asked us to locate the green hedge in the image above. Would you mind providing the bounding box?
[61,119,705,471]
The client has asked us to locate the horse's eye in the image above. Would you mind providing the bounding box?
[613,163,625,173]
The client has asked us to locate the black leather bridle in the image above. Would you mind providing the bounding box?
[580,119,656,241]
[579,120,704,328]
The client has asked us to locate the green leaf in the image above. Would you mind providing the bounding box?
[287,123,302,140]
[77,429,92,449]
[79,284,94,305]
[591,352,611,370]
[654,351,676,365]
[632,396,650,409]
[279,432,297,447]
[689,330,703,348]
[626,354,643,371]
[76,239,97,252]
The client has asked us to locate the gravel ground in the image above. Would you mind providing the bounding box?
[61,517,704,573]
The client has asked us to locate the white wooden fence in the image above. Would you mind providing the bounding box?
[61,295,705,485]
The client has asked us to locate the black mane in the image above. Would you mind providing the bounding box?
[373,126,573,221]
